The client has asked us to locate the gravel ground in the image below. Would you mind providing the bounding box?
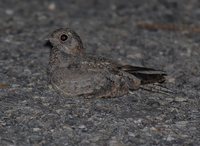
[0,0,200,145]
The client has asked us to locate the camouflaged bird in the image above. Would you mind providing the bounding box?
[48,28,171,98]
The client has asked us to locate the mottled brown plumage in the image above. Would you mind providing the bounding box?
[48,28,170,98]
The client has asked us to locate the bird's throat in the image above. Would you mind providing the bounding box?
[49,47,60,67]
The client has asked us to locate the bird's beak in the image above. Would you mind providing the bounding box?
[48,37,59,46]
[44,40,52,48]
[43,32,53,47]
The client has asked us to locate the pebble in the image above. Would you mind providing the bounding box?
[78,125,86,129]
[175,121,188,127]
[166,135,175,141]
[128,132,135,137]
[174,96,188,102]
[33,128,41,132]
[48,3,56,11]
[5,9,14,15]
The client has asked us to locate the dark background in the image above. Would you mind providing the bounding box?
[0,0,200,145]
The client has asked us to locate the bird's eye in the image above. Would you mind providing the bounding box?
[60,34,68,41]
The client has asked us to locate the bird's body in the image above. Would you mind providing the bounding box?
[48,28,168,98]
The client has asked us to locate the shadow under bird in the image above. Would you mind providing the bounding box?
[47,28,171,98]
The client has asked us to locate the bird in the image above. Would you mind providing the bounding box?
[47,28,172,98]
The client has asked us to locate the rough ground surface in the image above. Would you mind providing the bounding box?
[0,0,200,145]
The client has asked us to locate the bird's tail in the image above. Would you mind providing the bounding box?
[118,65,166,84]
[119,65,174,95]
[140,83,174,95]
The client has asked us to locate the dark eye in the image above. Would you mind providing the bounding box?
[60,34,68,41]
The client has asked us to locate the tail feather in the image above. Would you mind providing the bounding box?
[119,65,174,95]
[133,73,166,84]
[140,83,175,95]
[118,65,166,84]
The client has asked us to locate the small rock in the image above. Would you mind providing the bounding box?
[166,135,175,141]
[134,118,142,124]
[174,96,188,102]
[78,125,87,132]
[127,53,142,59]
[108,137,125,146]
[165,97,174,102]
[5,9,14,15]
[78,125,86,129]
[48,3,56,11]
[33,128,41,132]
[167,77,176,83]
[29,135,43,144]
[128,132,135,137]
[90,135,100,142]
[175,121,188,127]
[11,84,20,88]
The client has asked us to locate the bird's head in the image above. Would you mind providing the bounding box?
[48,28,85,55]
